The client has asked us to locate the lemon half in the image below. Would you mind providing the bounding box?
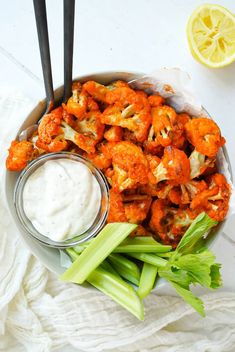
[187,4,235,68]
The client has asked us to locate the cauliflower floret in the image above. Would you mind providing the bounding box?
[36,107,68,152]
[189,149,216,179]
[130,225,152,237]
[104,126,123,142]
[64,82,88,120]
[6,140,38,171]
[111,141,149,192]
[150,146,190,185]
[83,80,133,104]
[76,111,104,142]
[168,180,208,205]
[145,154,161,184]
[191,173,230,221]
[124,197,152,224]
[65,85,99,121]
[185,117,225,158]
[105,85,137,106]
[148,106,188,149]
[149,199,194,247]
[36,107,104,154]
[83,80,110,103]
[85,143,112,170]
[107,189,127,223]
[107,187,151,227]
[102,103,151,142]
[148,94,165,107]
[101,88,151,142]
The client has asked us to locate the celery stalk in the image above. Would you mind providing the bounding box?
[155,252,173,258]
[113,237,172,253]
[137,262,158,299]
[74,237,172,254]
[88,267,144,320]
[60,223,137,284]
[100,260,121,278]
[66,248,79,261]
[127,253,167,268]
[67,248,120,278]
[108,253,140,286]
[65,248,144,320]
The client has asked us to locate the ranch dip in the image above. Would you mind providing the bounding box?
[23,159,101,241]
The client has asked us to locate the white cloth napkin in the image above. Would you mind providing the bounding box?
[1,91,235,352]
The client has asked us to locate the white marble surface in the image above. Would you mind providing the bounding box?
[1,0,235,292]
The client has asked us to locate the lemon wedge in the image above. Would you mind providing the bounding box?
[187,4,235,68]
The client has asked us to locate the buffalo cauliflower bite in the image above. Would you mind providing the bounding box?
[104,167,114,186]
[148,94,165,107]
[149,199,194,247]
[191,173,230,221]
[104,126,123,142]
[6,140,38,171]
[62,108,77,128]
[85,143,112,170]
[36,107,104,154]
[62,110,104,153]
[107,189,127,223]
[148,105,187,149]
[124,197,152,224]
[65,82,100,120]
[130,225,152,237]
[83,80,134,104]
[145,154,161,184]
[150,146,190,185]
[83,81,110,103]
[140,180,206,206]
[189,149,216,179]
[111,141,149,192]
[102,103,151,142]
[107,188,151,224]
[36,107,68,152]
[75,111,104,141]
[168,180,208,206]
[101,86,152,142]
[105,85,137,106]
[185,117,225,158]
[64,82,88,120]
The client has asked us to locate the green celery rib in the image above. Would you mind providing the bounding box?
[87,267,144,320]
[66,248,78,261]
[114,237,172,253]
[176,212,218,255]
[137,262,158,299]
[127,253,167,268]
[60,223,137,284]
[155,252,173,258]
[108,253,140,286]
[64,248,144,320]
[74,237,172,254]
[100,260,121,278]
[67,248,120,278]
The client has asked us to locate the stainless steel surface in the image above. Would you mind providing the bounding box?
[63,0,75,102]
[33,0,54,112]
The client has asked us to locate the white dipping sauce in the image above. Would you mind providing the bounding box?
[23,159,101,242]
